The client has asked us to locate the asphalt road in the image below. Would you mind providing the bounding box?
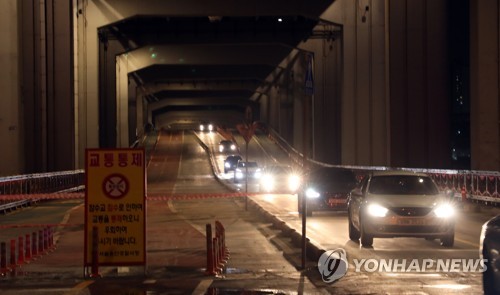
[0,129,497,294]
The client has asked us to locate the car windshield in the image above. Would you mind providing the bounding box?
[368,175,439,195]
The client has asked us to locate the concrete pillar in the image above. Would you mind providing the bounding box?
[0,0,22,176]
[116,54,129,147]
[470,0,500,171]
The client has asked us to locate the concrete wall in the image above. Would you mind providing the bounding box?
[470,0,500,171]
[316,0,450,169]
[2,0,495,174]
[320,0,389,167]
[0,0,22,176]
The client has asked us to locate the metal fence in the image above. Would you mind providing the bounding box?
[266,127,500,205]
[0,170,85,212]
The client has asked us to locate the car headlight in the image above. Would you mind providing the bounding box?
[288,175,300,191]
[261,175,275,191]
[230,144,236,150]
[208,124,213,131]
[200,125,204,131]
[219,145,224,152]
[225,162,231,168]
[434,203,455,218]
[235,170,243,179]
[367,203,389,217]
[305,188,320,199]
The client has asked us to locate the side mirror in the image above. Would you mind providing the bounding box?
[351,187,362,196]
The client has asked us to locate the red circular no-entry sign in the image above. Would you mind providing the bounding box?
[102,173,129,199]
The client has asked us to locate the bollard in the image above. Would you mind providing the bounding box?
[9,239,16,268]
[32,232,38,257]
[48,227,54,249]
[90,226,101,278]
[17,236,24,265]
[205,224,216,275]
[213,237,219,273]
[1,242,7,274]
[38,230,44,253]
[215,221,229,262]
[25,234,31,262]
[43,227,49,251]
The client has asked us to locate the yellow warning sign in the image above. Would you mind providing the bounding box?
[84,148,146,266]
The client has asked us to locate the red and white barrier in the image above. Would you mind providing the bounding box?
[0,227,55,276]
[205,221,230,276]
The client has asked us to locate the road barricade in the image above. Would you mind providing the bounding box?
[205,220,229,276]
[0,226,54,276]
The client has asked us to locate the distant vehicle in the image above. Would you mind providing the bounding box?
[234,161,261,183]
[347,170,456,247]
[480,214,500,295]
[199,122,213,132]
[219,140,237,153]
[224,155,242,174]
[298,167,357,216]
[260,165,301,193]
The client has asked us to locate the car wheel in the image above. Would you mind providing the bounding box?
[348,213,360,241]
[360,220,373,247]
[440,233,454,247]
[483,248,497,295]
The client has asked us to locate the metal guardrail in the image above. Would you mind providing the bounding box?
[266,127,500,205]
[0,170,85,213]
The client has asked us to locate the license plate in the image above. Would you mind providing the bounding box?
[397,218,426,225]
[328,198,346,206]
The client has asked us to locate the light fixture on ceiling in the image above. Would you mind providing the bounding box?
[208,16,222,22]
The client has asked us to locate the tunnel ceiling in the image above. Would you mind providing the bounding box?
[98,12,341,122]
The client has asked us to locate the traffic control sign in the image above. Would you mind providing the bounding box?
[102,173,129,199]
[84,148,146,268]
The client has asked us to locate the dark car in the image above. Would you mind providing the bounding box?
[224,155,242,173]
[234,161,261,183]
[298,167,358,216]
[260,165,301,193]
[199,121,213,132]
[219,140,237,153]
[480,214,500,295]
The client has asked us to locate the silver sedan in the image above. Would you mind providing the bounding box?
[347,170,456,247]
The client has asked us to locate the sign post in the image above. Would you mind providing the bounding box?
[237,106,257,211]
[84,148,146,276]
[302,52,314,270]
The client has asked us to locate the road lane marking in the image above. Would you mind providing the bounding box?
[192,279,213,295]
[65,280,94,295]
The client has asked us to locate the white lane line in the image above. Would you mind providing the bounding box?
[191,279,213,295]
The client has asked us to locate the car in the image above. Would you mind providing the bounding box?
[298,167,358,216]
[199,121,214,132]
[234,161,261,183]
[480,214,500,295]
[347,170,456,247]
[223,155,242,173]
[219,140,237,153]
[259,165,301,193]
